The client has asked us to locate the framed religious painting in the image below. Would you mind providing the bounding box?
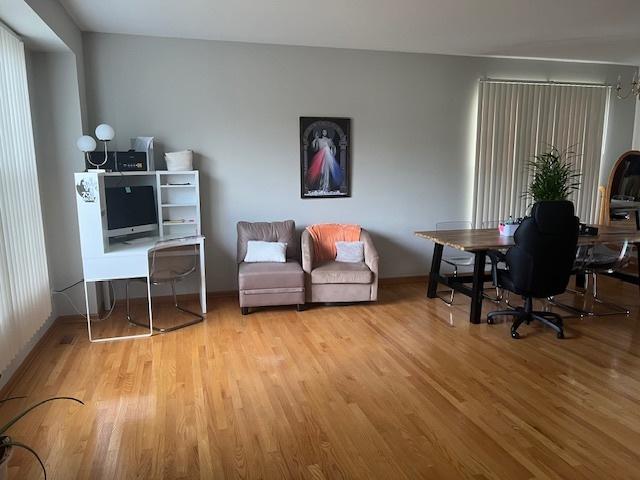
[300,117,351,198]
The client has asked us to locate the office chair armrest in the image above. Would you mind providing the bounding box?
[486,250,506,286]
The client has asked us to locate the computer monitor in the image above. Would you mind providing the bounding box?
[105,185,158,238]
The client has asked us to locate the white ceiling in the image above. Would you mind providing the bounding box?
[60,0,640,65]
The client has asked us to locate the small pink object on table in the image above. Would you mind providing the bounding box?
[499,223,519,237]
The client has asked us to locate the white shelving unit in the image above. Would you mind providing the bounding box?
[156,171,201,237]
[74,169,206,342]
[77,169,202,249]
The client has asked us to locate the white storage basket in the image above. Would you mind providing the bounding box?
[165,150,193,171]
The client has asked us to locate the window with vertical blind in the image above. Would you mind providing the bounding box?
[0,24,51,373]
[472,79,610,227]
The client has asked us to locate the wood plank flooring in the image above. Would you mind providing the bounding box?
[1,278,640,479]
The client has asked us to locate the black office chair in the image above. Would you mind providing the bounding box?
[486,201,579,339]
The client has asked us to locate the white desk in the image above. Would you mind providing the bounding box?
[75,171,206,342]
[82,234,206,342]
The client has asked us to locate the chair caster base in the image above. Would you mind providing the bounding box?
[487,304,565,340]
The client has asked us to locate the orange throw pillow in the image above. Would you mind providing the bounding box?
[306,224,361,263]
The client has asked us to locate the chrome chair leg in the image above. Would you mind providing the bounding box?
[549,272,630,317]
[126,280,133,322]
[128,279,204,333]
[171,280,205,329]
[436,265,503,306]
[436,266,458,305]
[591,273,630,315]
[547,296,589,318]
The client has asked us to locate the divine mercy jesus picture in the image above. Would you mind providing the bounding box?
[300,117,351,198]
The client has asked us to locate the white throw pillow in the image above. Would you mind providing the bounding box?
[244,241,287,263]
[335,241,364,263]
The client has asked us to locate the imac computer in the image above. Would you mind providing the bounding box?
[105,185,158,238]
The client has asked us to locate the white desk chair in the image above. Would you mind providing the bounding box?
[126,238,204,332]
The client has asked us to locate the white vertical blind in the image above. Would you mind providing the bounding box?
[472,80,609,227]
[0,24,51,373]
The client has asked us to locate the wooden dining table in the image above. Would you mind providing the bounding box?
[415,224,640,325]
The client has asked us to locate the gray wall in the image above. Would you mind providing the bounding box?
[25,0,88,128]
[83,33,637,292]
[21,0,94,318]
[29,51,90,316]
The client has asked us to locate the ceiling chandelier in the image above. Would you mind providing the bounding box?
[615,74,640,100]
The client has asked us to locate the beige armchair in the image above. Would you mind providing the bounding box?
[237,220,305,314]
[301,228,379,303]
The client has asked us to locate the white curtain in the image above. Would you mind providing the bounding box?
[472,80,609,227]
[0,24,51,373]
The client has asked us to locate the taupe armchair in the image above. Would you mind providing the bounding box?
[237,220,305,314]
[301,228,379,303]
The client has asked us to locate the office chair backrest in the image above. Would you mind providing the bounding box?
[506,201,579,298]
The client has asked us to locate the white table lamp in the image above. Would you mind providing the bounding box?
[76,134,102,170]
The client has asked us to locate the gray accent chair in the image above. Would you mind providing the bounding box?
[237,220,305,314]
[301,228,379,303]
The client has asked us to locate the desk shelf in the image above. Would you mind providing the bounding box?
[156,171,201,237]
[75,170,202,256]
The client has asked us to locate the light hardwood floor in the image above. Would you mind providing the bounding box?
[2,278,640,479]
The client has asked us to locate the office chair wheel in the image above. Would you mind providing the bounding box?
[511,330,520,339]
[487,317,494,325]
[557,331,565,339]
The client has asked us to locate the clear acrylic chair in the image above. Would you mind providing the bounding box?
[435,221,500,305]
[549,241,631,317]
[611,194,636,221]
[481,220,505,302]
[127,239,204,332]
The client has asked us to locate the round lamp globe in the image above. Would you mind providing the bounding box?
[95,124,115,141]
[76,135,97,152]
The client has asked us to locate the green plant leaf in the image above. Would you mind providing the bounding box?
[2,440,47,480]
[0,396,26,405]
[523,145,582,205]
[0,397,83,436]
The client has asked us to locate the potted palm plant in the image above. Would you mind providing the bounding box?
[0,395,83,480]
[526,146,581,203]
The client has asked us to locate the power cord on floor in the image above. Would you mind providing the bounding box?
[52,279,117,322]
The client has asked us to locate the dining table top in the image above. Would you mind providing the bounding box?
[415,224,640,252]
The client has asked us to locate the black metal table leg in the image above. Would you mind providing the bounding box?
[470,250,486,324]
[427,243,443,298]
[575,272,586,290]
